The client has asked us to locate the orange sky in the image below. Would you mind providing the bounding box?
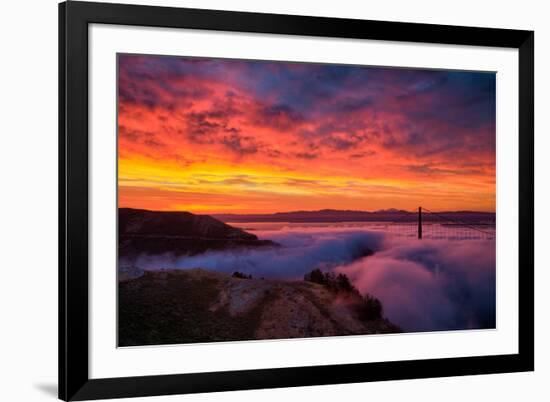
[118,55,496,214]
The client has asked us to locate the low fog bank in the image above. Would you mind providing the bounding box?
[128,228,386,279]
[125,226,496,332]
[337,238,496,332]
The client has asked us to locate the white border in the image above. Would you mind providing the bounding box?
[89,24,519,379]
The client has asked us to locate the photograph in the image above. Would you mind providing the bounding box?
[0,0,542,400]
[117,54,497,347]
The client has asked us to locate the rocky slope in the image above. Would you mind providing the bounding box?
[119,208,278,259]
[118,268,399,346]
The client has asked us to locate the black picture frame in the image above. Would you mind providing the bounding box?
[59,1,534,400]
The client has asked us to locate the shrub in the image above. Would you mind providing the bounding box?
[232,271,252,279]
[304,268,326,285]
[304,269,357,294]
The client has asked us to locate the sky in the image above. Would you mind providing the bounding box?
[118,54,496,214]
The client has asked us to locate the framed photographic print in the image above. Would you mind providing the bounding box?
[59,1,534,400]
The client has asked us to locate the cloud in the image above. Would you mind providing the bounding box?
[336,238,496,331]
[294,152,318,160]
[350,150,376,159]
[254,103,305,131]
[128,227,386,279]
[117,54,497,212]
[221,132,260,155]
[184,103,242,144]
[333,96,374,113]
[118,55,496,160]
[406,163,485,176]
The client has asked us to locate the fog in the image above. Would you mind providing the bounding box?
[131,227,386,279]
[129,225,496,332]
[336,237,495,331]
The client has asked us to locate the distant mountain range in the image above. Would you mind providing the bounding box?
[213,209,496,223]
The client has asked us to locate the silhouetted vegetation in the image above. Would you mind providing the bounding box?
[304,268,326,285]
[304,269,357,294]
[232,271,252,279]
[304,268,383,321]
[356,294,383,321]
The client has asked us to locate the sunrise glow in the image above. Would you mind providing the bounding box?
[118,55,496,214]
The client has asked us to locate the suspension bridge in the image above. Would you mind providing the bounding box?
[374,207,496,240]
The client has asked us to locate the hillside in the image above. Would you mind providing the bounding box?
[119,208,278,259]
[118,269,400,346]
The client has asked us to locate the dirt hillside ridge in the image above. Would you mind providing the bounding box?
[118,208,278,259]
[118,268,399,346]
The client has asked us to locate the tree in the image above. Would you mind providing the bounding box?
[232,271,252,279]
[304,268,326,285]
[357,293,383,321]
[336,273,354,293]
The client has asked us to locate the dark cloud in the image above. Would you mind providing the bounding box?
[221,133,260,155]
[333,96,374,113]
[294,152,318,160]
[321,132,371,151]
[119,127,166,148]
[265,148,282,158]
[184,103,241,144]
[254,103,305,131]
[350,150,376,159]
[142,139,165,149]
[407,164,484,176]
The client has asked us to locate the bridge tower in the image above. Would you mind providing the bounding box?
[418,206,422,240]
